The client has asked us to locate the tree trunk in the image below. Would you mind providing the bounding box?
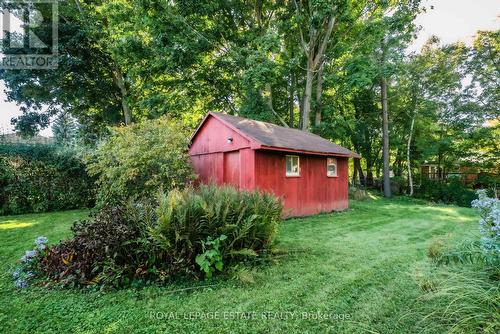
[288,73,295,127]
[366,169,374,187]
[295,74,304,129]
[354,158,365,186]
[352,161,358,186]
[301,59,314,131]
[112,66,132,125]
[381,75,391,198]
[407,112,415,196]
[314,62,324,127]
[293,7,336,132]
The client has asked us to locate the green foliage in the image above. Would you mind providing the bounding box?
[151,185,283,278]
[415,178,476,207]
[419,191,500,333]
[0,0,497,193]
[474,173,500,190]
[466,30,500,119]
[0,143,94,215]
[86,117,195,206]
[436,240,500,270]
[33,185,282,287]
[52,113,77,146]
[195,235,227,278]
[10,112,51,138]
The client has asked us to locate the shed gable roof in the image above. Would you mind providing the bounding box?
[193,112,360,158]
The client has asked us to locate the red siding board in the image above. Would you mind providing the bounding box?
[191,152,224,185]
[239,148,255,190]
[254,151,348,217]
[223,151,240,188]
[189,116,252,155]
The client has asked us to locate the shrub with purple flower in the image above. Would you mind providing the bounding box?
[471,190,500,258]
[20,250,37,263]
[11,236,48,289]
[35,236,48,250]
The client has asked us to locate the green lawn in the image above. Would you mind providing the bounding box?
[0,198,479,333]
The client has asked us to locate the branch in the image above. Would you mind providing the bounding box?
[313,13,336,68]
[73,0,83,13]
[293,0,308,55]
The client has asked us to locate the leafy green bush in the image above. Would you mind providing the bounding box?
[28,185,282,288]
[196,235,227,278]
[415,178,476,207]
[474,173,499,190]
[0,143,94,215]
[151,185,282,278]
[86,116,196,206]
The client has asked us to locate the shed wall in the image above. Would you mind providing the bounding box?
[189,116,251,155]
[189,116,255,189]
[254,151,349,217]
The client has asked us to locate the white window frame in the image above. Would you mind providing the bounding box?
[285,155,300,177]
[327,157,337,177]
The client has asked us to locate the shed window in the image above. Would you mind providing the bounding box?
[286,155,300,176]
[327,158,337,177]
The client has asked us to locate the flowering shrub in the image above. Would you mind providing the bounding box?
[471,190,500,259]
[435,190,500,268]
[12,236,48,288]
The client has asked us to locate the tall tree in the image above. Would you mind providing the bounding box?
[380,37,391,197]
[292,0,337,131]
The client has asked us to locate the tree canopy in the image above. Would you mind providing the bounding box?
[0,0,498,191]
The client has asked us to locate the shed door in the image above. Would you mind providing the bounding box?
[223,151,240,188]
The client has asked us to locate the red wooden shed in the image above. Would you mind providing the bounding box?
[189,112,360,217]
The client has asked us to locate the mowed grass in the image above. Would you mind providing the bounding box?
[0,198,479,333]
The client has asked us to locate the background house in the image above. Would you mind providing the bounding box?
[189,112,360,217]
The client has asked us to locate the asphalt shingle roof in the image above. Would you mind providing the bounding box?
[213,112,360,158]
